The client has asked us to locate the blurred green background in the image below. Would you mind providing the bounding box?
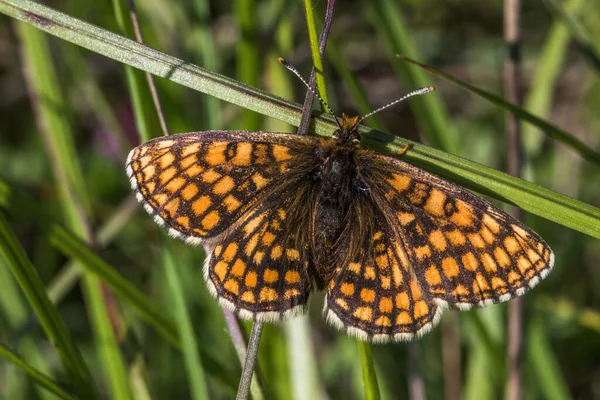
[1,0,599,399]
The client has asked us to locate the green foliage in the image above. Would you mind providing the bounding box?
[0,0,599,399]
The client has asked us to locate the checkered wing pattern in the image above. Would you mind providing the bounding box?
[325,151,554,342]
[127,131,321,319]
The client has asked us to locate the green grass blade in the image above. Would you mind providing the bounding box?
[358,341,381,400]
[398,56,600,165]
[0,212,99,399]
[368,0,460,154]
[303,0,329,105]
[0,343,77,400]
[162,240,209,400]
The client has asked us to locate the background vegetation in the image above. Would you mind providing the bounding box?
[0,0,599,399]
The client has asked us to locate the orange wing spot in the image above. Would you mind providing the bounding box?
[364,266,376,280]
[442,257,459,278]
[192,195,211,216]
[474,273,490,292]
[507,271,522,284]
[445,229,466,246]
[379,297,393,314]
[241,291,255,303]
[468,233,486,249]
[353,307,373,322]
[180,154,197,169]
[387,173,411,192]
[391,262,404,287]
[259,287,278,302]
[491,277,506,290]
[166,177,185,193]
[245,272,258,288]
[181,184,198,200]
[277,209,286,220]
[254,144,269,164]
[517,256,532,275]
[152,193,169,207]
[201,211,220,230]
[224,279,239,295]
[411,280,423,300]
[142,164,155,180]
[380,276,391,290]
[396,311,412,325]
[231,259,246,277]
[335,298,349,310]
[527,249,541,264]
[245,234,259,256]
[231,142,253,166]
[429,229,447,251]
[286,249,300,261]
[251,173,269,189]
[375,243,386,252]
[205,142,227,166]
[425,265,442,286]
[481,253,498,272]
[414,301,429,318]
[214,261,228,281]
[285,270,301,284]
[395,292,410,309]
[375,255,389,268]
[181,143,200,157]
[494,247,511,268]
[340,283,355,296]
[157,139,175,148]
[285,289,301,299]
[244,213,267,236]
[424,189,447,217]
[449,201,474,227]
[504,236,521,255]
[214,245,223,256]
[185,164,203,177]
[263,268,279,283]
[414,245,431,260]
[373,231,383,240]
[452,285,469,297]
[222,243,238,262]
[160,167,177,184]
[272,144,293,161]
[270,245,282,260]
[159,152,175,168]
[480,226,496,245]
[482,213,501,233]
[375,316,392,327]
[535,260,547,272]
[223,194,242,212]
[348,262,361,274]
[141,181,155,194]
[213,176,235,195]
[201,169,222,184]
[511,224,529,238]
[176,216,190,229]
[397,212,416,226]
[462,252,479,272]
[360,288,376,303]
[262,232,276,245]
[164,197,180,218]
[253,251,265,264]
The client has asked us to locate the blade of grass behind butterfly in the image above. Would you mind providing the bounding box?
[162,238,210,400]
[398,56,600,166]
[4,0,600,239]
[0,343,77,400]
[543,0,600,73]
[17,20,126,399]
[521,0,585,160]
[368,0,460,155]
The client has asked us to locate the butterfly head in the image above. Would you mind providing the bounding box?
[332,113,361,147]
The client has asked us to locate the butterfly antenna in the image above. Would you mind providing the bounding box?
[278,58,342,129]
[356,86,436,127]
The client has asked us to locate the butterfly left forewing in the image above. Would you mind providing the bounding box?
[360,151,554,310]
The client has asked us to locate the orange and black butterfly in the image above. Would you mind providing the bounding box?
[126,69,553,343]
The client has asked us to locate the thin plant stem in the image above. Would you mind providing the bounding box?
[504,0,525,399]
[408,343,425,400]
[127,0,170,136]
[298,0,336,136]
[442,313,461,400]
[236,322,264,400]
